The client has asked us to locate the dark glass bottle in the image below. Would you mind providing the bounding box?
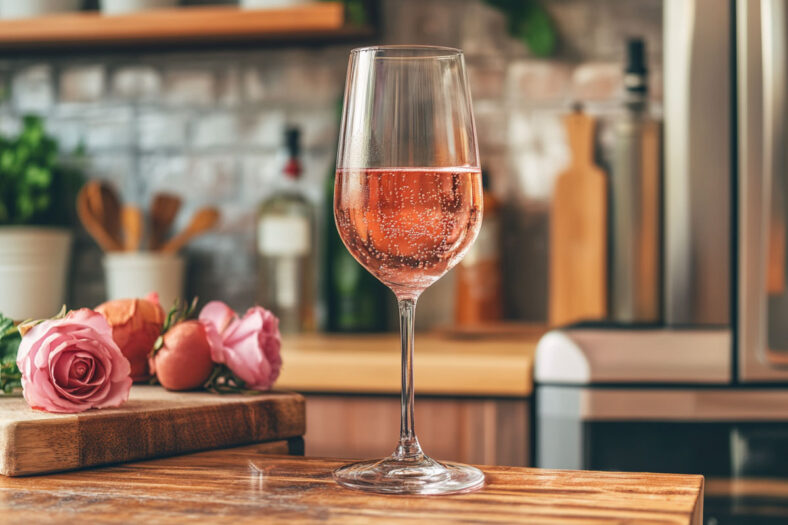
[322,170,389,332]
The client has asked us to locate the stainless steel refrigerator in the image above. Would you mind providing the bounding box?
[535,1,788,522]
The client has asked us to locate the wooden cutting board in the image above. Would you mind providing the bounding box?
[0,386,305,477]
[549,110,608,326]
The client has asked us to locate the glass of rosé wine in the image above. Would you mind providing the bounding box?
[333,46,484,495]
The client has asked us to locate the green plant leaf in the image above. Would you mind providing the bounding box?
[0,314,22,393]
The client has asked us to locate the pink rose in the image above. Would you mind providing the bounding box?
[199,301,282,390]
[16,308,132,413]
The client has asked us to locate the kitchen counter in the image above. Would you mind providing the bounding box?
[276,330,539,397]
[0,444,704,524]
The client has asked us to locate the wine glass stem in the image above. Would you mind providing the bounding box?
[395,297,423,460]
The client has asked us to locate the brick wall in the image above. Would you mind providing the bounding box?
[0,0,662,323]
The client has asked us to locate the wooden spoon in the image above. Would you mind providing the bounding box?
[121,205,144,252]
[149,193,182,251]
[160,207,220,254]
[77,185,123,252]
[85,181,123,249]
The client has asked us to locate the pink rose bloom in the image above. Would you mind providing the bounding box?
[16,309,132,414]
[199,301,282,390]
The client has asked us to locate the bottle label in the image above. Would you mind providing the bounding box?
[258,215,311,257]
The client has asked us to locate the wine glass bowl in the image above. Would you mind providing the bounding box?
[334,167,482,299]
[332,45,484,495]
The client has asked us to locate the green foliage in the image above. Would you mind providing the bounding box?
[484,0,557,57]
[319,0,368,26]
[0,115,84,227]
[0,314,22,394]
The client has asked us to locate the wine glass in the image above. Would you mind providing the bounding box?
[333,45,484,495]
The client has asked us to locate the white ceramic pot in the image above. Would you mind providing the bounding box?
[0,0,82,19]
[240,0,313,9]
[100,0,178,16]
[104,252,184,309]
[0,228,72,321]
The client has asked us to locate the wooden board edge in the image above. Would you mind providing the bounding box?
[0,418,80,477]
[2,394,305,477]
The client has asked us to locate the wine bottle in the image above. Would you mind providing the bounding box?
[322,169,389,333]
[454,170,503,325]
[256,127,316,333]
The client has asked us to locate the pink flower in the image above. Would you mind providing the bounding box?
[199,301,282,391]
[16,309,132,413]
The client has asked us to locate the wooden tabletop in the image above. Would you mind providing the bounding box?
[277,331,540,397]
[0,444,704,524]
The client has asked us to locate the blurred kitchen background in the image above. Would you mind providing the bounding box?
[7,0,788,523]
[0,0,661,323]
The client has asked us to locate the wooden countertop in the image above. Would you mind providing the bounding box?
[0,444,704,524]
[276,331,539,397]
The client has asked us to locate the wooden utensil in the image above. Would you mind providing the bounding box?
[149,193,182,251]
[160,207,220,254]
[84,181,123,249]
[0,386,305,476]
[77,184,123,252]
[548,109,608,326]
[121,205,144,252]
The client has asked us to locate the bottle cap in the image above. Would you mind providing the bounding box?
[284,127,302,178]
[625,38,647,75]
[286,127,301,157]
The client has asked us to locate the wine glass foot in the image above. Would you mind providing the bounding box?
[333,454,484,495]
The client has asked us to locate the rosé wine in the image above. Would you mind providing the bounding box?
[334,167,482,297]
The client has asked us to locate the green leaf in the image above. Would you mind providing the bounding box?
[0,314,22,394]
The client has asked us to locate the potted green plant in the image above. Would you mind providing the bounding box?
[0,116,83,320]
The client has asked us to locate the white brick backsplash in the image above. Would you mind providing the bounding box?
[111,66,161,101]
[217,66,241,107]
[466,57,506,100]
[460,1,509,58]
[240,153,280,204]
[84,106,134,150]
[192,111,239,148]
[46,119,85,153]
[0,113,20,136]
[141,154,238,204]
[571,62,622,101]
[286,107,336,149]
[12,65,54,113]
[506,61,572,106]
[474,100,507,151]
[163,69,215,106]
[137,110,189,151]
[59,65,105,103]
[244,60,342,104]
[384,0,462,48]
[242,109,286,149]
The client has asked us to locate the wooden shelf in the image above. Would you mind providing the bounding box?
[0,3,372,52]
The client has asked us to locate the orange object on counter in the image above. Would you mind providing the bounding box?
[455,172,504,325]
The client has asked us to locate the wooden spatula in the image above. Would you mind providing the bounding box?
[77,184,123,252]
[149,193,182,251]
[160,207,220,254]
[85,181,123,249]
[121,205,144,252]
[548,109,608,326]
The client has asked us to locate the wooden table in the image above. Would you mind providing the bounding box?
[0,444,704,524]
